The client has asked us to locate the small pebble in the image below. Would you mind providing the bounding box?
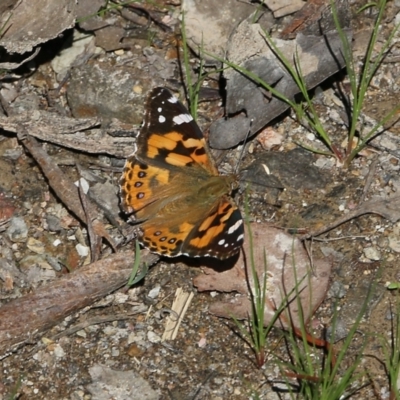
[111,347,120,357]
[325,318,348,342]
[46,214,63,232]
[27,237,45,254]
[103,326,118,336]
[76,330,87,338]
[388,234,400,253]
[45,255,63,271]
[114,292,129,304]
[148,285,161,299]
[328,281,347,299]
[76,243,89,257]
[147,331,161,343]
[363,246,381,261]
[74,177,89,194]
[6,216,28,242]
[53,344,65,358]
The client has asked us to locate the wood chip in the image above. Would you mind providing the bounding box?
[162,288,194,341]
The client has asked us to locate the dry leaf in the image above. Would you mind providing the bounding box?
[194,223,331,329]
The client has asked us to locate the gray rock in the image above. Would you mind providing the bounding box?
[6,216,28,242]
[209,18,352,149]
[67,61,155,125]
[87,364,160,400]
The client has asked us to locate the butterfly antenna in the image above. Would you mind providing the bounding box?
[234,118,253,174]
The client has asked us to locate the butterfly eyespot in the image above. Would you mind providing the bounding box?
[168,238,176,244]
[134,182,142,187]
[137,192,145,199]
[138,171,146,178]
[144,238,157,249]
[159,237,167,242]
[154,231,162,236]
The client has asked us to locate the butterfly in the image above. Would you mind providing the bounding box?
[120,87,244,259]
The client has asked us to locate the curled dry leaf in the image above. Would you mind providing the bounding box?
[193,223,331,329]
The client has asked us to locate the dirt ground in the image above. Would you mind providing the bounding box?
[1,1,400,399]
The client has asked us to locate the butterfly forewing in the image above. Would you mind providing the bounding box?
[137,88,218,173]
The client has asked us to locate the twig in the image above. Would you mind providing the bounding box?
[50,305,148,341]
[20,134,117,251]
[312,235,367,242]
[360,156,379,203]
[76,164,101,262]
[299,195,400,240]
[0,250,159,356]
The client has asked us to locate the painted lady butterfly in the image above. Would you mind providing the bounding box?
[120,87,244,259]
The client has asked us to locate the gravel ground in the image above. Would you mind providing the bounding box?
[2,1,400,399]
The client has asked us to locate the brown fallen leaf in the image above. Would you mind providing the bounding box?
[194,223,331,329]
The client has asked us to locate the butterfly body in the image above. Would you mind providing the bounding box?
[120,87,244,259]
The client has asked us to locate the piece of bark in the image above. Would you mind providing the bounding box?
[0,110,100,134]
[162,288,194,341]
[0,0,77,55]
[21,135,116,249]
[209,15,352,149]
[0,47,41,70]
[265,0,305,19]
[0,250,159,357]
[0,111,135,158]
[279,0,350,39]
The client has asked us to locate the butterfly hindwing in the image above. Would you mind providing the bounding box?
[184,197,244,258]
[120,160,170,215]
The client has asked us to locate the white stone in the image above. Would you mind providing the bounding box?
[363,246,381,261]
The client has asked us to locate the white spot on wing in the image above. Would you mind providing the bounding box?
[218,239,225,245]
[237,233,244,242]
[228,219,243,234]
[158,107,162,112]
[168,96,178,103]
[173,114,193,125]
[159,115,166,123]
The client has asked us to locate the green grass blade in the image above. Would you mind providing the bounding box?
[126,240,148,287]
